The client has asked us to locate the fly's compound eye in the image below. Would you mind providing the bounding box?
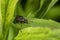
[13,15,28,23]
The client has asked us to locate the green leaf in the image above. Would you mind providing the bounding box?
[12,18,60,29]
[14,0,57,18]
[25,0,40,17]
[15,27,60,40]
[7,26,19,40]
[3,0,18,40]
[43,6,60,22]
[1,0,9,24]
[35,0,58,18]
[27,0,57,18]
[14,0,26,17]
[28,18,60,28]
[1,0,5,24]
[0,0,3,40]
[7,27,14,40]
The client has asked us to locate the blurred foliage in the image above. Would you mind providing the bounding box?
[15,27,60,40]
[43,6,60,22]
[1,0,60,40]
[14,18,60,40]
[12,18,60,29]
[54,0,60,6]
[43,0,60,22]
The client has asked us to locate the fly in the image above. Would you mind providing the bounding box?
[13,15,28,23]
